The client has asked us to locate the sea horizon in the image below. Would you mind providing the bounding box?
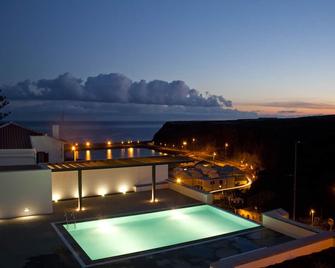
[16,120,165,142]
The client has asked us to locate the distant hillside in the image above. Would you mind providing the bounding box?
[153,115,335,218]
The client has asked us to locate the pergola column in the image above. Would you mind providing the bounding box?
[151,165,156,202]
[77,169,83,211]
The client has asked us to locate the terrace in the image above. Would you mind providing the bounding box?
[0,189,293,268]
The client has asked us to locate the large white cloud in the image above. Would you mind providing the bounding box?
[6,100,257,121]
[2,72,232,107]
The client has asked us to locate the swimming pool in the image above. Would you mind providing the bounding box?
[61,205,259,263]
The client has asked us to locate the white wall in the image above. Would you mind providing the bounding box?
[262,211,317,239]
[212,232,335,268]
[0,169,53,218]
[0,149,36,166]
[30,135,64,163]
[51,165,169,200]
[168,181,213,204]
[51,170,78,201]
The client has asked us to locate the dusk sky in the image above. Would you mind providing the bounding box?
[1,0,335,120]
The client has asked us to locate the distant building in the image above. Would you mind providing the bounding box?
[172,162,247,192]
[0,122,65,165]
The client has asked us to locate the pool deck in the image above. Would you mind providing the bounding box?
[0,189,200,268]
[0,189,292,268]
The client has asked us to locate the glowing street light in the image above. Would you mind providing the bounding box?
[107,140,112,146]
[213,152,217,163]
[310,209,315,225]
[85,141,91,147]
[224,142,229,158]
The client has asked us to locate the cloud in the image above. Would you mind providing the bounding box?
[2,72,232,107]
[250,101,335,110]
[6,100,257,121]
[277,110,298,114]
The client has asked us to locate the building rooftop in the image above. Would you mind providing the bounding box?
[0,122,43,149]
[47,155,193,172]
[0,165,46,172]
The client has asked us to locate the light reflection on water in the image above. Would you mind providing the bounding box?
[67,148,160,161]
[106,149,112,160]
[85,150,91,161]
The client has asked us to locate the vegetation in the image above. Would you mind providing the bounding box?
[0,89,10,121]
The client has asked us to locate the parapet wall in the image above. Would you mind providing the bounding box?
[168,180,213,204]
[0,168,53,218]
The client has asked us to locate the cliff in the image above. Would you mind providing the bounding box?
[153,115,335,217]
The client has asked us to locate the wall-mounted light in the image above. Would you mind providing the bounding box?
[24,208,30,213]
[52,194,60,202]
[98,188,107,197]
[119,185,128,194]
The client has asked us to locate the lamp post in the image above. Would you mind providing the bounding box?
[212,152,216,164]
[310,209,315,225]
[293,140,301,221]
[182,141,187,150]
[225,142,229,159]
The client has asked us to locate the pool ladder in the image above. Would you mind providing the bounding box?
[64,211,77,229]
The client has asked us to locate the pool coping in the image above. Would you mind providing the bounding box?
[52,204,262,267]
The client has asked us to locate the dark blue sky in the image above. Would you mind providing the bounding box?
[1,0,335,119]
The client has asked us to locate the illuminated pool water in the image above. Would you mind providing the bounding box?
[64,205,259,261]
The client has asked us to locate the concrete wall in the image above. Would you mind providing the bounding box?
[0,169,52,218]
[168,181,213,204]
[212,232,335,268]
[262,211,317,239]
[30,135,64,163]
[51,170,78,201]
[0,149,36,166]
[51,165,169,200]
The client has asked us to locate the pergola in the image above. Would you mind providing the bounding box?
[47,155,193,210]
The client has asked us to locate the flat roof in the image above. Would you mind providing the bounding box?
[47,155,193,172]
[0,165,47,172]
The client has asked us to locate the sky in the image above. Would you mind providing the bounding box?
[1,0,335,120]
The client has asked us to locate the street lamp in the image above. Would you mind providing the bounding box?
[212,152,217,163]
[293,140,301,221]
[182,141,187,150]
[310,209,315,225]
[224,142,229,159]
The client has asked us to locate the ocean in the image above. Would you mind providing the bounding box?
[18,121,165,143]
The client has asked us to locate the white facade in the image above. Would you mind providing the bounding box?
[0,168,53,218]
[30,135,64,163]
[51,165,169,200]
[0,149,36,166]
